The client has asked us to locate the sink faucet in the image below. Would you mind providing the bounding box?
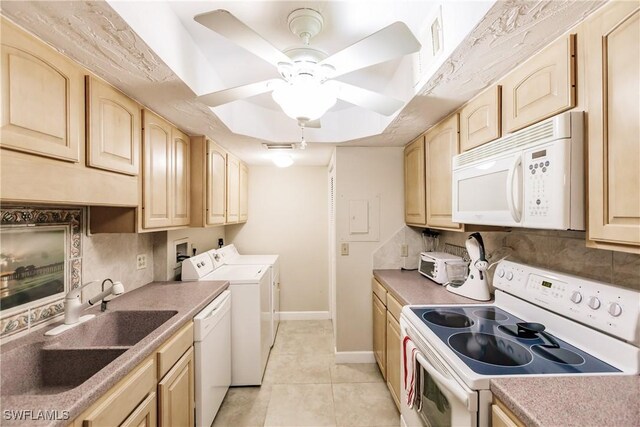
[100,278,117,312]
[64,279,124,325]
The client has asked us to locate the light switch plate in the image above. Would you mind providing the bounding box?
[401,244,408,257]
[136,254,147,270]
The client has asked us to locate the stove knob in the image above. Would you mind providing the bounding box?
[497,269,505,278]
[587,296,601,310]
[570,291,582,304]
[506,271,514,281]
[608,302,623,317]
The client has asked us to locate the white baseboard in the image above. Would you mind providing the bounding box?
[334,350,375,364]
[278,311,331,321]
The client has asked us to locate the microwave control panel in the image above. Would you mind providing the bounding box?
[523,140,570,228]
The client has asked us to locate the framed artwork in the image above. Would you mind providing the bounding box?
[0,207,82,338]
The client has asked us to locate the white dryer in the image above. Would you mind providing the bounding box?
[182,253,271,386]
[215,244,280,346]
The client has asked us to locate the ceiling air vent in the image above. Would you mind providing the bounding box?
[262,143,295,150]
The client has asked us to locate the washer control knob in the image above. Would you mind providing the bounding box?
[506,271,514,281]
[588,296,601,310]
[497,269,505,278]
[570,291,583,304]
[608,302,623,317]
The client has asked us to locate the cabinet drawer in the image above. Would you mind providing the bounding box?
[79,356,156,427]
[371,278,387,306]
[492,400,525,427]
[157,322,193,379]
[386,293,403,322]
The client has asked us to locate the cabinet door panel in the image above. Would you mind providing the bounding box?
[425,114,462,230]
[143,110,172,229]
[386,313,401,410]
[404,136,426,225]
[207,141,227,225]
[460,86,501,152]
[120,392,157,427]
[86,76,140,175]
[1,18,81,162]
[158,347,194,427]
[226,154,240,223]
[372,293,387,380]
[239,161,249,223]
[502,34,575,133]
[586,3,640,250]
[171,128,190,226]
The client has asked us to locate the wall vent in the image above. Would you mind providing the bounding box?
[262,143,295,150]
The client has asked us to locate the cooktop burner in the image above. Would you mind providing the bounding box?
[409,305,620,376]
[449,332,532,367]
[422,310,474,328]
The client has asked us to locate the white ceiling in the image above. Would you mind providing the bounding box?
[0,1,606,166]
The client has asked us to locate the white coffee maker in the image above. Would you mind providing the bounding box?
[446,232,491,301]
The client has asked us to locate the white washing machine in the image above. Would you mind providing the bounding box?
[182,252,271,386]
[214,244,280,346]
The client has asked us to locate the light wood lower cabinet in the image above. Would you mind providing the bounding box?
[120,392,157,427]
[501,34,576,134]
[158,347,194,427]
[372,277,403,411]
[584,1,640,253]
[1,17,82,163]
[386,310,401,409]
[372,292,387,380]
[404,135,426,226]
[491,399,525,427]
[425,113,463,230]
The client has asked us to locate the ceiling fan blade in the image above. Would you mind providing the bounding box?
[321,22,421,78]
[194,10,291,67]
[198,79,284,107]
[329,81,404,116]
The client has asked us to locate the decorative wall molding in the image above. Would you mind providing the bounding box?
[0,207,82,338]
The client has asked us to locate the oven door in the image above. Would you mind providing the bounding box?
[402,323,478,427]
[418,257,436,280]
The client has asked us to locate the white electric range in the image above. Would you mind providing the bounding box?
[400,260,640,427]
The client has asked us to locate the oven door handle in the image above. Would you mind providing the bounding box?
[506,155,522,223]
[415,352,475,411]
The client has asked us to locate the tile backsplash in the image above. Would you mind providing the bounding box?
[374,226,640,291]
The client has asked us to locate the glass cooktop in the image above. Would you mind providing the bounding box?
[410,306,620,375]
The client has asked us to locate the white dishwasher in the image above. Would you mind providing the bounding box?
[193,290,231,427]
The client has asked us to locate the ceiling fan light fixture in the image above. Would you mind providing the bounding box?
[271,152,294,168]
[272,80,337,122]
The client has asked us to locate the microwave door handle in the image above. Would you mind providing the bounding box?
[506,156,523,223]
[415,352,472,410]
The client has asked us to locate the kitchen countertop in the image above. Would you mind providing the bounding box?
[0,280,229,426]
[373,269,490,305]
[491,375,640,426]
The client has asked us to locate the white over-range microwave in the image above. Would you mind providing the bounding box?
[452,111,584,230]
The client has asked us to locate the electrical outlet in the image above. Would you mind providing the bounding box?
[340,243,349,256]
[136,254,147,270]
[401,244,408,257]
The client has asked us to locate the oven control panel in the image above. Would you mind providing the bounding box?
[494,260,640,346]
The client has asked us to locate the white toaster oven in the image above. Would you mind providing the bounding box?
[418,252,463,285]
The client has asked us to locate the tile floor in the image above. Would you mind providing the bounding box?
[212,320,400,427]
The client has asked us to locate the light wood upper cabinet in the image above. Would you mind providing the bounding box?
[585,2,640,252]
[459,86,501,152]
[143,110,173,229]
[171,128,190,226]
[208,141,228,226]
[501,34,576,133]
[239,161,249,223]
[404,135,427,226]
[226,153,241,224]
[158,346,194,427]
[86,76,140,175]
[1,17,82,162]
[425,114,463,230]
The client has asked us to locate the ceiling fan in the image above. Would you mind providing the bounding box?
[194,8,421,126]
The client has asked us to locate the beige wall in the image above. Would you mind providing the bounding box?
[335,147,405,352]
[225,165,329,312]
